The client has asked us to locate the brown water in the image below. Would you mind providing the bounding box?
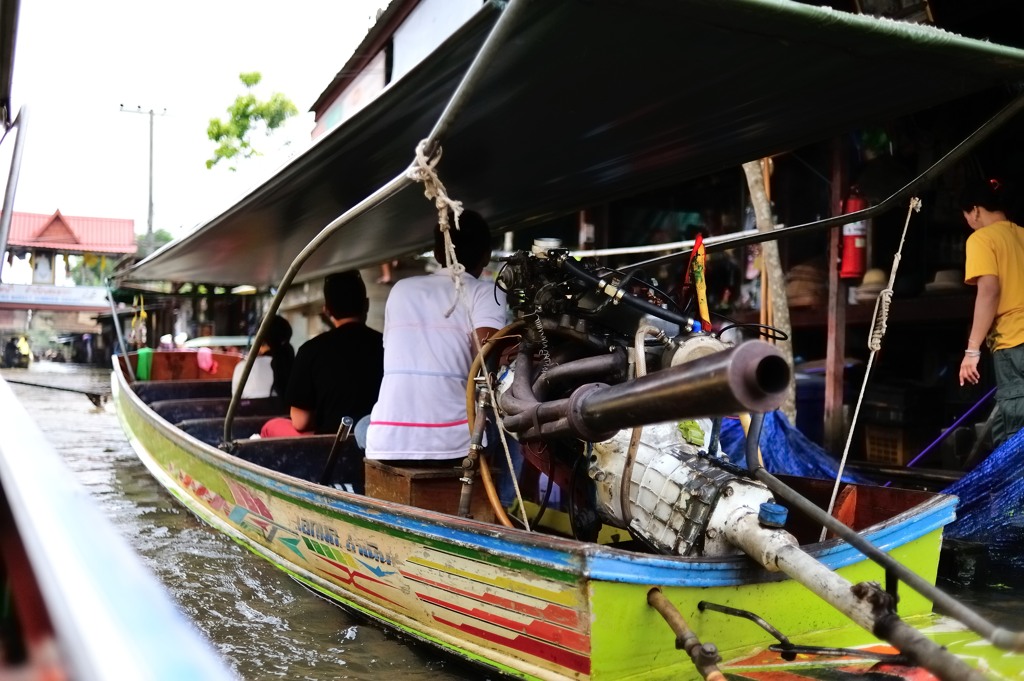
[3,362,1023,679]
[3,363,474,681]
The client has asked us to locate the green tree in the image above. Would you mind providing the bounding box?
[206,72,298,171]
[69,229,174,285]
[136,228,174,259]
[69,254,108,286]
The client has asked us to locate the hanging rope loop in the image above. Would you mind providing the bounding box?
[866,197,920,352]
[868,289,893,352]
[408,139,467,313]
[820,195,921,540]
[407,138,529,527]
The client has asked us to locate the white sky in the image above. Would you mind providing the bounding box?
[9,0,388,239]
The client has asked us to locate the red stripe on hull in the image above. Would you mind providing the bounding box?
[432,613,590,676]
[314,555,402,608]
[417,592,588,653]
[400,569,580,628]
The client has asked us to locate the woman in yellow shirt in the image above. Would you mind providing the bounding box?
[958,178,1024,446]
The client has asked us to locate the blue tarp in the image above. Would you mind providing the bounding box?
[942,427,1024,569]
[716,409,1024,570]
[719,411,867,482]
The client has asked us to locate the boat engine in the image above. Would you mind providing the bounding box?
[493,247,790,557]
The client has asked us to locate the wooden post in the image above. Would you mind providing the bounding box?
[824,140,848,453]
[741,160,795,423]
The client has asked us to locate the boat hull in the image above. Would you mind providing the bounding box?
[112,358,1008,680]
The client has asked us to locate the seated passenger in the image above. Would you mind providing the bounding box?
[261,272,384,437]
[231,315,294,399]
[364,210,507,465]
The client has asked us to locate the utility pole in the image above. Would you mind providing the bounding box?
[119,105,166,256]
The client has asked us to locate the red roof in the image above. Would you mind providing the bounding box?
[7,210,136,255]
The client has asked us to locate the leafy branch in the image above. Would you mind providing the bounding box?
[206,72,298,171]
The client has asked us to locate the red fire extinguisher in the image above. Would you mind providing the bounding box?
[839,188,868,280]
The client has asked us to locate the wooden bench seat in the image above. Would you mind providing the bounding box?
[133,379,233,403]
[149,397,284,423]
[229,435,364,490]
[364,459,494,522]
[176,415,276,446]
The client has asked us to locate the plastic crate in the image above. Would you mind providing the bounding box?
[864,425,913,466]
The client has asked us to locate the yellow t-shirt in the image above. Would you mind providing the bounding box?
[964,220,1024,351]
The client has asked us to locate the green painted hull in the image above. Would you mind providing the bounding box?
[111,363,1020,679]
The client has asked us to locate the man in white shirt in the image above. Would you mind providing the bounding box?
[365,210,506,462]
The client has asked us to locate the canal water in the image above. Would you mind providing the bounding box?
[3,362,474,681]
[2,362,1022,679]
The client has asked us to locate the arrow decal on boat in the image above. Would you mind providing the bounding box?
[279,537,304,558]
[356,560,396,578]
[226,479,273,519]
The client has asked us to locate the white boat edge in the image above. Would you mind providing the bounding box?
[0,375,235,681]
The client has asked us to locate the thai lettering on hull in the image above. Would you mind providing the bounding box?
[346,535,394,567]
[298,518,341,547]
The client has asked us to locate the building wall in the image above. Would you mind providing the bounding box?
[391,0,481,82]
[313,0,482,138]
[314,52,387,137]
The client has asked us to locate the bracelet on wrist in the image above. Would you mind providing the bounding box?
[964,349,981,357]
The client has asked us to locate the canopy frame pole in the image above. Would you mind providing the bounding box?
[105,281,135,382]
[420,0,531,156]
[0,105,27,280]
[224,0,533,445]
[627,90,1024,270]
[222,173,409,444]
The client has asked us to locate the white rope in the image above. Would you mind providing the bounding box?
[819,197,922,541]
[408,140,466,317]
[407,138,529,528]
[488,383,531,531]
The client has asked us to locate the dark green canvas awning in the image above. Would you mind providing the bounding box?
[120,0,1024,287]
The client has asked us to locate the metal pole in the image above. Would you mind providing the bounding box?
[228,0,531,443]
[421,0,531,154]
[743,413,1024,653]
[628,90,1024,271]
[106,281,135,382]
[119,105,164,255]
[899,386,997,471]
[147,108,154,252]
[723,510,986,681]
[223,172,411,444]
[0,106,27,280]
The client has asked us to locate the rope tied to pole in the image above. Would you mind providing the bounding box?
[821,196,921,540]
[409,139,466,316]
[868,197,921,352]
[408,138,528,528]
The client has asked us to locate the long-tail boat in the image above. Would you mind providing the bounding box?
[111,1,1024,678]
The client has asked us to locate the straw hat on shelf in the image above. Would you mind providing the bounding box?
[785,262,826,307]
[854,268,886,304]
[924,269,967,294]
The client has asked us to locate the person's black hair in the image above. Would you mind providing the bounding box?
[323,270,368,320]
[433,209,492,272]
[958,177,1010,214]
[264,314,292,348]
[263,314,294,398]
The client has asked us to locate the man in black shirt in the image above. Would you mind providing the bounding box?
[260,272,384,437]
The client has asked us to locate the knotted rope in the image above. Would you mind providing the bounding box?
[868,197,922,352]
[409,140,465,317]
[821,196,922,539]
[407,139,529,528]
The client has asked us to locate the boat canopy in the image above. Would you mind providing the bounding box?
[118,0,1024,288]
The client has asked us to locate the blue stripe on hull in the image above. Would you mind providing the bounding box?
[216,454,955,588]
[116,365,956,591]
